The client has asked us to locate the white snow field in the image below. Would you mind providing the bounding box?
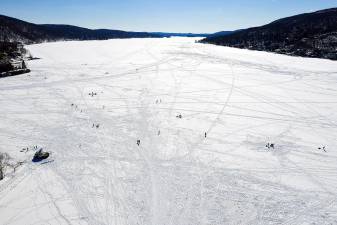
[1,37,337,225]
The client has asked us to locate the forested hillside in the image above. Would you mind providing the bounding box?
[201,8,337,60]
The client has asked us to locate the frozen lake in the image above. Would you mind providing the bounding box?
[1,37,337,225]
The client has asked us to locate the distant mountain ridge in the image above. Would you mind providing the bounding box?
[0,15,159,44]
[151,32,210,38]
[151,31,238,38]
[201,8,337,60]
[0,14,221,44]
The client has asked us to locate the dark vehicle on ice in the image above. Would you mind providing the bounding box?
[32,149,50,162]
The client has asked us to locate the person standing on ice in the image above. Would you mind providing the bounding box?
[205,132,207,138]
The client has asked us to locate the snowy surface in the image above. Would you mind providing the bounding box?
[1,37,337,225]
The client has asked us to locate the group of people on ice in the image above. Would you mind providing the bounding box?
[89,92,98,97]
[266,143,275,149]
[85,110,327,154]
[92,123,100,129]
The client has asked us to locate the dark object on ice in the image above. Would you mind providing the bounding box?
[318,146,327,152]
[266,143,275,149]
[176,114,182,119]
[137,140,140,146]
[27,56,41,60]
[32,148,50,162]
[89,92,97,97]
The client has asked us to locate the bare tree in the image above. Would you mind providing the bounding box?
[0,152,10,180]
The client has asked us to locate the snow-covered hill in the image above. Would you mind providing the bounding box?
[1,37,337,225]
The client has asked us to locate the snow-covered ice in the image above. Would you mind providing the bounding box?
[1,37,337,225]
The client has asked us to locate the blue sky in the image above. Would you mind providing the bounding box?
[1,0,336,33]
